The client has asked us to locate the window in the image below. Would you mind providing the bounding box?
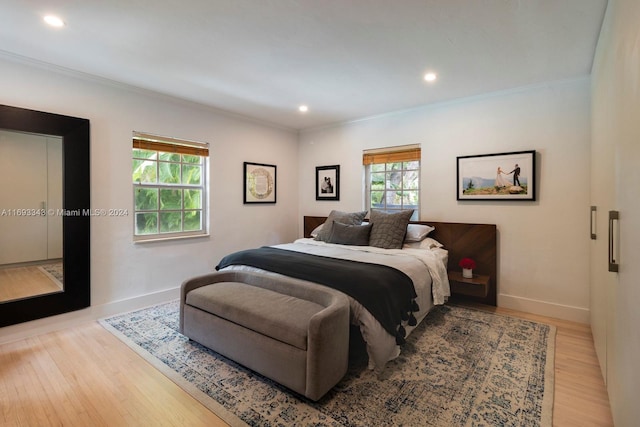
[363,145,420,220]
[132,132,208,240]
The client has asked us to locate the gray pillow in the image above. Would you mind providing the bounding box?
[315,210,368,242]
[327,221,372,246]
[368,209,414,249]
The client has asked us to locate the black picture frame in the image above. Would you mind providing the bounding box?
[243,162,276,204]
[315,165,340,201]
[457,150,536,201]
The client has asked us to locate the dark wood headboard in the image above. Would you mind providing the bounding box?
[303,216,497,306]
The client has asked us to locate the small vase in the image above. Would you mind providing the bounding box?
[462,268,473,279]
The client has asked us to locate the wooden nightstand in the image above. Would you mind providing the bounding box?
[448,270,490,298]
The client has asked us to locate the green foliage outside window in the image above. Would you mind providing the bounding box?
[133,149,205,237]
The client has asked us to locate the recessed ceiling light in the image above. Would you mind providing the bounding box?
[424,72,437,82]
[299,105,309,113]
[44,15,65,28]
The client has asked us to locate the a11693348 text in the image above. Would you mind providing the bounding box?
[1,208,129,217]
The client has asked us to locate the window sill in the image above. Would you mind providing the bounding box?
[133,233,210,244]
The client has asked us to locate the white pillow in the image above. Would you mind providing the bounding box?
[403,237,444,250]
[310,223,324,238]
[404,224,435,242]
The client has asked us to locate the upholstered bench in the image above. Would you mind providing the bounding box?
[180,270,350,401]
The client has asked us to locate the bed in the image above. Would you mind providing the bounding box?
[216,212,497,372]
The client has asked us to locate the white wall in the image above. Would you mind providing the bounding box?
[47,137,63,259]
[0,56,299,341]
[0,55,592,342]
[299,78,591,322]
[0,131,50,264]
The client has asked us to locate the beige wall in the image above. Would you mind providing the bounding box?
[299,78,592,322]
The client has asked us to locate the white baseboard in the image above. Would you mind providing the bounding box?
[498,293,590,324]
[0,287,180,345]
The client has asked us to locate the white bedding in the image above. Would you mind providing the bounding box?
[221,238,450,372]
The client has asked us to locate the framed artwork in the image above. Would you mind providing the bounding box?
[457,150,536,201]
[315,165,340,201]
[244,162,276,203]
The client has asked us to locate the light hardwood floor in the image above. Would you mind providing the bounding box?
[0,305,613,427]
[0,322,227,427]
[0,265,62,302]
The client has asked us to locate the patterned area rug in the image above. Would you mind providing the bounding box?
[101,302,555,427]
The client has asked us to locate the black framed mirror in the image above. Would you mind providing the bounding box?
[0,104,90,327]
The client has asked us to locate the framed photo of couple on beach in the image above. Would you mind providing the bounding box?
[315,165,340,201]
[456,150,536,201]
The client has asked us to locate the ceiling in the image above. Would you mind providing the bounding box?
[0,0,608,131]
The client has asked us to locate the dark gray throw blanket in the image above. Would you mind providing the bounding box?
[215,246,419,344]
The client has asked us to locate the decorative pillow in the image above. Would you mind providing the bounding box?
[403,237,444,250]
[327,221,372,246]
[404,224,435,242]
[314,210,368,242]
[368,209,414,249]
[310,223,323,238]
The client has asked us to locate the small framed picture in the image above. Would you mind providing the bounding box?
[315,165,340,201]
[457,150,536,201]
[244,162,276,204]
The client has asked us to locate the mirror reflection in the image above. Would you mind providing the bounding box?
[0,129,64,303]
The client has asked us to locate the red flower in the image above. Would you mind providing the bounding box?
[459,257,476,270]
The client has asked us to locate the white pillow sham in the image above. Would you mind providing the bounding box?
[404,224,435,242]
[310,223,323,237]
[403,237,444,250]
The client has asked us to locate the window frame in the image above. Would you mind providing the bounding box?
[132,132,209,242]
[364,145,421,220]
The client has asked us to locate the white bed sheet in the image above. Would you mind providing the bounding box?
[221,238,450,372]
